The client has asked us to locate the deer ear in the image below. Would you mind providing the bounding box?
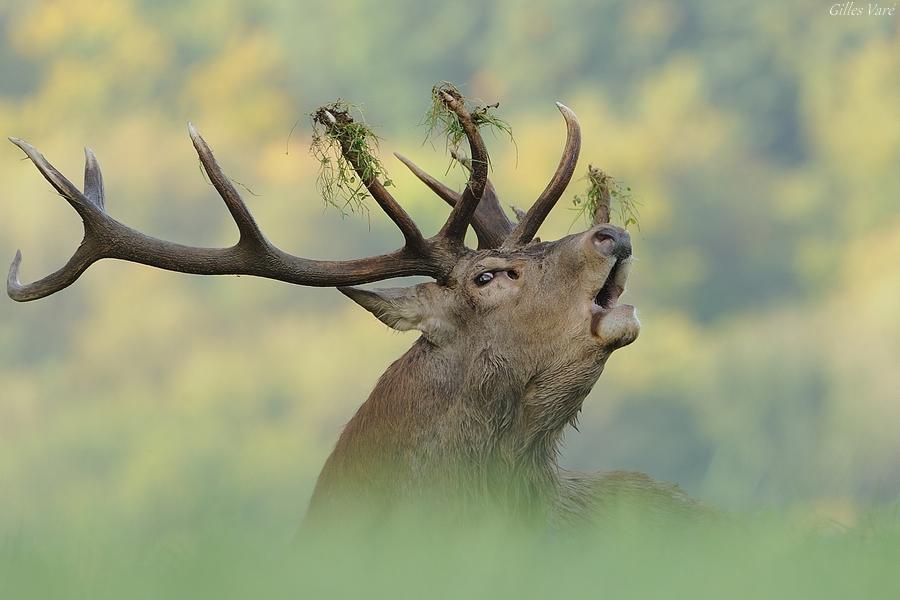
[338,283,454,340]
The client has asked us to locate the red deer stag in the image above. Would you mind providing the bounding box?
[7,88,700,528]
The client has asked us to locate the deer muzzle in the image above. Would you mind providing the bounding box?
[587,225,640,346]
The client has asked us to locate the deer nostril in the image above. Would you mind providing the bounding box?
[593,231,617,255]
[593,228,632,259]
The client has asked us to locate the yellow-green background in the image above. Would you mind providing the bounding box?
[0,0,898,549]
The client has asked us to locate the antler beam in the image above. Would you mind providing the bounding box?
[7,129,449,302]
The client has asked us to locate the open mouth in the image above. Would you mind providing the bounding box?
[591,259,632,311]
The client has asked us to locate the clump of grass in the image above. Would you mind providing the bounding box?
[422,82,516,170]
[572,165,641,229]
[310,100,392,216]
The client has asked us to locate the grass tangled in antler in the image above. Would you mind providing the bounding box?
[310,100,392,216]
[422,82,515,171]
[572,165,641,229]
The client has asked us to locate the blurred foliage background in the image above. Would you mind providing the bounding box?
[0,0,897,546]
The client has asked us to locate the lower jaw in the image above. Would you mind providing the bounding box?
[590,304,640,340]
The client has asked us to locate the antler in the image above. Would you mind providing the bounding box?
[6,89,495,302]
[394,101,581,250]
[433,89,489,244]
[504,102,581,247]
[7,94,579,301]
[6,128,450,302]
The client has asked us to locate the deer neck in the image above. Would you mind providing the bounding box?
[313,337,607,518]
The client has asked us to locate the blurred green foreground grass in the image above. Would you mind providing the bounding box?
[2,508,898,600]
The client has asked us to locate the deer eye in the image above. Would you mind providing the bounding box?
[474,271,495,286]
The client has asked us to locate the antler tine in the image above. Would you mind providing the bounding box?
[315,109,426,253]
[7,129,449,302]
[589,165,612,225]
[393,152,459,206]
[394,152,512,250]
[188,123,268,248]
[435,90,489,244]
[9,137,102,224]
[449,150,514,246]
[503,102,581,247]
[83,147,105,210]
[8,246,99,303]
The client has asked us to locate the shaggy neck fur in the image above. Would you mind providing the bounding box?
[306,336,608,524]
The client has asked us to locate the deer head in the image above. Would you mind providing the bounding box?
[7,88,642,521]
